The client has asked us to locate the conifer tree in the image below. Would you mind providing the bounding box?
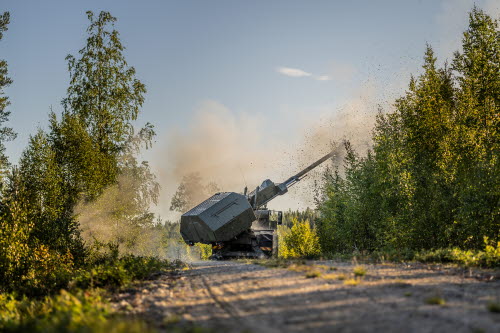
[0,12,16,182]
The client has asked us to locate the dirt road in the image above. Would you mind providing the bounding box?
[113,260,500,332]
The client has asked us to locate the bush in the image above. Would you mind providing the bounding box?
[0,289,155,333]
[195,243,212,260]
[278,218,321,259]
[414,238,500,268]
[72,253,180,290]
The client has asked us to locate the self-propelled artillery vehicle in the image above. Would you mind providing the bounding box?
[180,151,334,259]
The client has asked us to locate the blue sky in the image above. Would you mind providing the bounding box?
[1,0,499,216]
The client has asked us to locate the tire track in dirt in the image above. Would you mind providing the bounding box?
[113,260,500,333]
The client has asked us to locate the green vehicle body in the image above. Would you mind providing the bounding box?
[180,151,334,259]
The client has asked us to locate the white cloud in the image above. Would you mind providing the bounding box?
[276,66,312,77]
[276,66,332,81]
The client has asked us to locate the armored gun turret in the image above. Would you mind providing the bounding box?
[180,150,334,259]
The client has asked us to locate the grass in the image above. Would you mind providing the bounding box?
[336,274,347,281]
[0,252,183,333]
[487,301,500,313]
[343,278,360,286]
[425,296,446,305]
[0,289,157,333]
[320,238,500,269]
[353,266,367,277]
[305,271,322,278]
[321,273,339,280]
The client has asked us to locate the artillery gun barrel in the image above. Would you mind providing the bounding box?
[283,150,335,187]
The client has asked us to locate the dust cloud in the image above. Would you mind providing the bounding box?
[75,174,193,261]
[153,84,379,217]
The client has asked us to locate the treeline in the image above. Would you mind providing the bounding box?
[316,8,499,254]
[0,11,171,298]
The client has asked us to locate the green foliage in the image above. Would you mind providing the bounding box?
[353,266,367,277]
[305,271,321,278]
[425,296,445,306]
[414,237,500,268]
[278,218,321,259]
[73,254,178,290]
[487,301,500,313]
[0,10,162,298]
[195,243,212,260]
[317,8,500,255]
[63,11,146,155]
[0,289,155,333]
[0,11,16,180]
[281,208,318,228]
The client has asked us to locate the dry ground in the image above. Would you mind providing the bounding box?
[112,260,500,332]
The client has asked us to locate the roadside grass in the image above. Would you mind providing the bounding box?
[0,289,156,333]
[336,274,347,281]
[343,278,360,286]
[487,301,500,313]
[305,271,322,278]
[320,238,500,269]
[353,266,367,277]
[0,254,184,333]
[425,296,446,306]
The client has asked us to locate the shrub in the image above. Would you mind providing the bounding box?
[195,243,212,260]
[305,271,321,278]
[425,296,445,305]
[278,218,321,259]
[0,289,155,333]
[487,301,500,313]
[72,254,178,290]
[353,266,367,277]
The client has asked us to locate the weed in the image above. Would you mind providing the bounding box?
[404,292,413,297]
[353,266,367,277]
[321,273,339,280]
[329,266,338,271]
[344,278,360,286]
[425,296,445,305]
[305,271,321,278]
[487,301,500,313]
[336,274,347,281]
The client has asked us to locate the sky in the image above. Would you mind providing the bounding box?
[1,0,499,219]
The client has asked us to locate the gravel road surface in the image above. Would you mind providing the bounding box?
[112,260,500,332]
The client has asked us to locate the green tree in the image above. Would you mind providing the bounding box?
[317,8,499,254]
[448,7,500,247]
[56,11,158,254]
[63,11,146,157]
[0,12,16,182]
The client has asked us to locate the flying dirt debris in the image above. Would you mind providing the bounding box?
[180,151,334,259]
